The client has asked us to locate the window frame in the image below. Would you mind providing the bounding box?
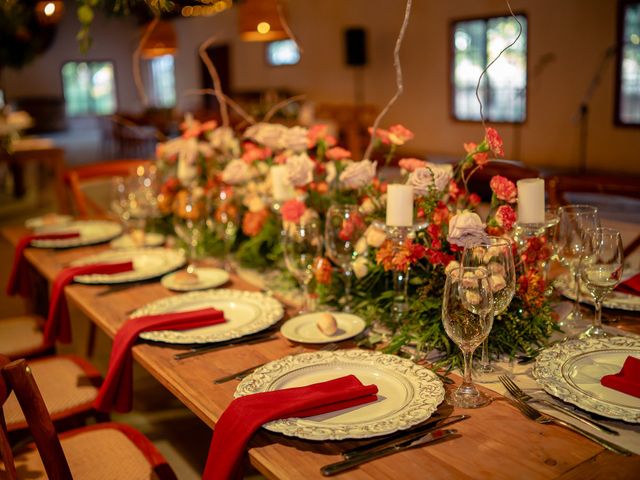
[448,12,529,125]
[59,59,118,118]
[614,0,640,127]
[264,39,301,67]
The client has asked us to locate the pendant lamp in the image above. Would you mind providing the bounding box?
[238,0,288,42]
[141,20,178,58]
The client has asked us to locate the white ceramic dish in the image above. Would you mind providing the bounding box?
[161,267,230,291]
[71,248,185,284]
[236,349,445,440]
[136,289,284,344]
[555,273,640,312]
[32,220,123,248]
[534,336,640,423]
[110,232,165,249]
[280,312,366,344]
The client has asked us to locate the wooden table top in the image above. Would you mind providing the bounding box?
[3,225,640,479]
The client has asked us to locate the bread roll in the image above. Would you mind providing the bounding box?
[316,312,338,336]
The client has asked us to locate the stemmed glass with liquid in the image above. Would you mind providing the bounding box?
[442,267,494,408]
[461,237,516,381]
[283,218,323,313]
[579,227,624,338]
[207,189,240,271]
[555,205,600,326]
[324,205,366,312]
[173,189,208,273]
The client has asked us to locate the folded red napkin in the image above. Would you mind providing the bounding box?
[601,356,640,398]
[202,375,378,480]
[94,308,226,413]
[615,273,640,296]
[6,232,80,297]
[43,261,134,345]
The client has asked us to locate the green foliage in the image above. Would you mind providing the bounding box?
[235,216,283,270]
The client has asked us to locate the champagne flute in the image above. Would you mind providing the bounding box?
[173,190,207,273]
[442,267,494,408]
[579,227,624,338]
[324,205,366,312]
[283,218,322,313]
[207,188,240,271]
[461,237,515,381]
[554,205,600,326]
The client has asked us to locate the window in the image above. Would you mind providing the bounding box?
[266,39,300,66]
[61,61,116,116]
[451,15,527,123]
[143,54,177,108]
[616,1,640,125]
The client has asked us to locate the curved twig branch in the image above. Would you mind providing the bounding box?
[264,94,306,122]
[133,17,160,108]
[277,0,304,54]
[198,36,230,127]
[183,89,256,126]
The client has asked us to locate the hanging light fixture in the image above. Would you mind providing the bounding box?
[140,20,178,58]
[35,1,64,25]
[238,0,288,42]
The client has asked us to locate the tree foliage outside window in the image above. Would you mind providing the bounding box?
[451,15,527,123]
[61,61,116,116]
[617,1,640,125]
[143,54,176,108]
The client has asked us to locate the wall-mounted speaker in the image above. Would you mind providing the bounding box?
[344,27,367,67]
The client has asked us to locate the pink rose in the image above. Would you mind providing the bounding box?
[447,211,488,248]
[490,175,517,203]
[307,124,336,148]
[281,199,306,223]
[495,205,516,231]
[285,152,315,186]
[368,127,391,145]
[388,124,414,145]
[485,127,504,157]
[339,159,377,189]
[326,146,352,161]
[398,158,427,172]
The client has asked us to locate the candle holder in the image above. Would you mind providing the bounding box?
[512,210,559,290]
[387,225,413,323]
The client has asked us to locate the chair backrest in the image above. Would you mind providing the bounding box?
[0,356,73,479]
[64,159,152,218]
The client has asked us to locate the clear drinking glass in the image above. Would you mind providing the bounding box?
[442,267,494,408]
[324,205,366,312]
[207,189,240,271]
[283,219,323,313]
[461,237,515,381]
[110,175,132,228]
[173,190,208,272]
[555,205,600,326]
[579,227,624,338]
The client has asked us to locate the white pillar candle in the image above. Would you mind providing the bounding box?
[517,178,545,224]
[386,184,414,227]
[271,165,294,201]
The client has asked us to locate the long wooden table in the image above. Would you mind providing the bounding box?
[3,225,640,479]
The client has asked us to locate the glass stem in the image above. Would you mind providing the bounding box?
[593,298,603,330]
[344,267,353,309]
[301,280,312,313]
[572,269,581,315]
[480,339,490,367]
[461,348,473,389]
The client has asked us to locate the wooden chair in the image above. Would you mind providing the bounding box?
[0,315,53,361]
[0,355,177,479]
[63,158,152,218]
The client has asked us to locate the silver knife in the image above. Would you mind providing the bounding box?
[321,429,459,476]
[341,414,468,460]
[174,331,276,360]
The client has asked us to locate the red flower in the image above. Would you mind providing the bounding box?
[468,193,481,207]
[388,124,415,145]
[368,127,391,145]
[313,256,333,285]
[326,146,352,161]
[242,142,272,163]
[338,213,366,242]
[242,209,269,237]
[490,175,517,203]
[281,199,306,223]
[495,205,516,231]
[463,143,489,166]
[448,180,462,201]
[485,127,504,157]
[431,202,450,226]
[398,158,427,172]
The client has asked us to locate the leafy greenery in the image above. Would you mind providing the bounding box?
[234,215,283,270]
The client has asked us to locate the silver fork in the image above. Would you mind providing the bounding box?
[502,384,631,455]
[499,376,618,436]
[213,343,340,384]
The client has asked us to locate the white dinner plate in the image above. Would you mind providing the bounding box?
[534,336,640,423]
[25,214,73,229]
[110,232,165,249]
[236,349,445,441]
[71,248,185,284]
[136,289,284,344]
[281,312,366,344]
[555,273,640,312]
[32,220,123,248]
[161,267,230,291]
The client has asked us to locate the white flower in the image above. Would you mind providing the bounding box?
[285,152,315,187]
[244,194,266,213]
[325,161,337,184]
[339,159,377,189]
[447,211,488,248]
[245,122,288,150]
[407,164,452,196]
[364,225,386,248]
[489,273,506,292]
[221,159,251,185]
[359,198,376,215]
[208,126,240,156]
[282,126,309,152]
[445,260,460,276]
[352,256,369,279]
[355,237,368,255]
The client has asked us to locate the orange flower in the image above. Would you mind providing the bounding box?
[375,239,394,271]
[242,208,269,237]
[485,127,504,157]
[313,256,333,284]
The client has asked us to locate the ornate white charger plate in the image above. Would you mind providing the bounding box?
[555,273,640,312]
[25,214,73,229]
[71,248,185,284]
[110,232,165,249]
[235,349,445,440]
[32,220,123,248]
[137,289,284,344]
[533,336,640,423]
[281,312,366,344]
[161,267,230,292]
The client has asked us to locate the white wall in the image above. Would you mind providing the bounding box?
[2,0,638,174]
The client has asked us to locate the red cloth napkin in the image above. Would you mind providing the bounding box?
[615,273,640,296]
[601,356,640,398]
[6,232,80,297]
[43,261,134,345]
[94,308,226,413]
[202,375,378,480]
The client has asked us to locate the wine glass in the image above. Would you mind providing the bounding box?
[442,267,494,408]
[283,218,322,313]
[110,175,132,227]
[579,227,624,338]
[207,189,240,271]
[554,205,600,327]
[461,237,515,381]
[324,205,366,312]
[173,190,208,273]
